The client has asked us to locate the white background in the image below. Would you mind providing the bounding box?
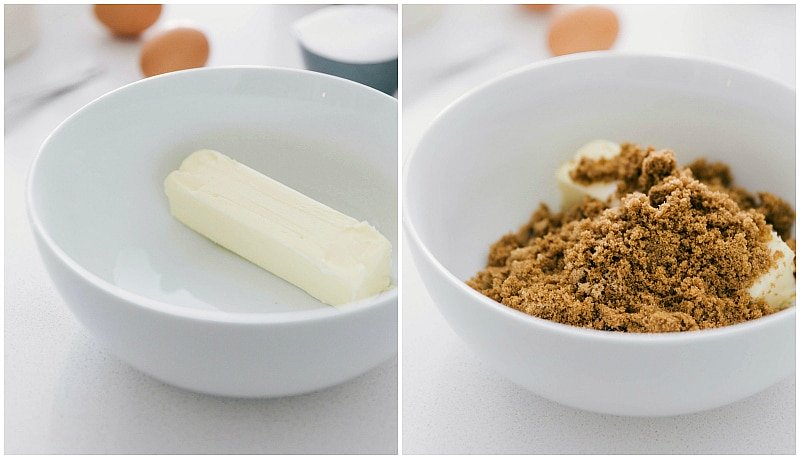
[5,3,798,456]
[5,5,396,454]
[401,4,795,454]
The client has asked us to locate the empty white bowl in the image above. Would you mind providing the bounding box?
[404,53,795,416]
[29,66,398,397]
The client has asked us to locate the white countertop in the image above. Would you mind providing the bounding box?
[401,4,795,454]
[5,5,396,454]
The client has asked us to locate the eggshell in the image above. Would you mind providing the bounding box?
[94,4,162,37]
[139,27,210,78]
[523,5,554,13]
[547,6,619,56]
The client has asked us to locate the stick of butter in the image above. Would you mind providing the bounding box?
[555,140,621,208]
[164,149,392,306]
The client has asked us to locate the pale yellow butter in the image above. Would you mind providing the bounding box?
[748,231,795,310]
[164,149,392,306]
[555,140,621,208]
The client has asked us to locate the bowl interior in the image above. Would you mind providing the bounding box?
[407,54,795,283]
[31,67,398,314]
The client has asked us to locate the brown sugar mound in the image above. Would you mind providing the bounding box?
[686,159,796,240]
[468,144,794,333]
[571,143,679,197]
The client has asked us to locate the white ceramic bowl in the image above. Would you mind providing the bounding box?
[29,67,397,397]
[404,53,795,417]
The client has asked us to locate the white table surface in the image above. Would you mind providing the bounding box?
[401,4,796,454]
[5,5,397,454]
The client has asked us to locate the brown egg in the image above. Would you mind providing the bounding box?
[547,6,619,56]
[140,27,210,78]
[94,4,162,37]
[522,4,555,13]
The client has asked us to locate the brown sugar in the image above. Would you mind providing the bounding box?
[686,159,796,240]
[571,143,679,197]
[468,144,795,333]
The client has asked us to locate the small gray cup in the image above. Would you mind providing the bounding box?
[299,46,397,95]
[293,6,398,96]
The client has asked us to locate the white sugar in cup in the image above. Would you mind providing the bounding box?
[294,5,398,95]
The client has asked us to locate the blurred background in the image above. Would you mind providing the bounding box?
[6,4,397,454]
[6,4,397,127]
[402,4,796,455]
[403,4,796,160]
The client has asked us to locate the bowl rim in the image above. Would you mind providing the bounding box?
[403,51,796,342]
[27,65,398,325]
